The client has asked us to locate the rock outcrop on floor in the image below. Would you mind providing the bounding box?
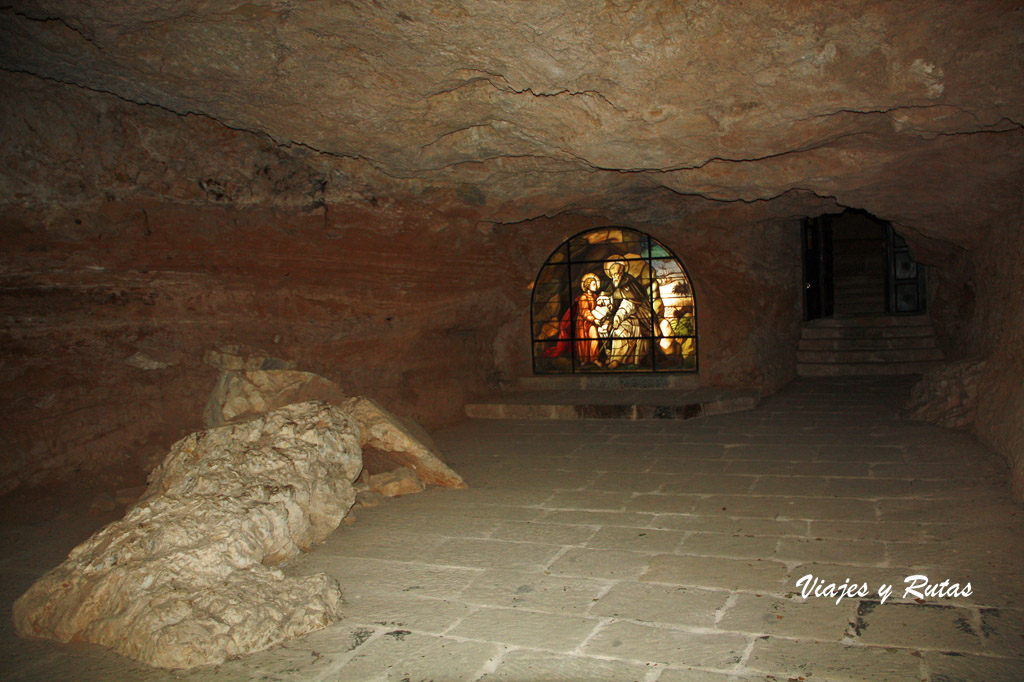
[205,369,467,490]
[13,400,362,669]
[904,359,987,429]
[203,368,349,428]
[342,395,467,489]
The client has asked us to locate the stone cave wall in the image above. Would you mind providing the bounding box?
[919,207,1024,500]
[0,72,520,494]
[3,0,1022,500]
[966,216,1024,498]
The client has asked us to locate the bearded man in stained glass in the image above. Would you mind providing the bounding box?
[603,257,658,368]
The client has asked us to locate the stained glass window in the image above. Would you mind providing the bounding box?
[531,227,698,373]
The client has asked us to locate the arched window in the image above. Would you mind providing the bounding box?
[531,227,697,374]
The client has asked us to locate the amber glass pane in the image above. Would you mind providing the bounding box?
[546,242,568,264]
[568,227,645,261]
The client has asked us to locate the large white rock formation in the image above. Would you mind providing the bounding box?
[341,395,467,489]
[204,369,467,489]
[13,400,362,669]
[204,369,349,429]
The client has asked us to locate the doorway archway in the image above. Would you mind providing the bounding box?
[802,209,927,321]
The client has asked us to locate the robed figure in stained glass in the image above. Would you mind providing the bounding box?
[603,256,657,369]
[532,227,697,374]
[543,272,604,367]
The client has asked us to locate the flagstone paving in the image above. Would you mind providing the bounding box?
[1,377,1022,681]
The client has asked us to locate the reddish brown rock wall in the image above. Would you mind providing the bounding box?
[925,210,1024,501]
[1,200,516,494]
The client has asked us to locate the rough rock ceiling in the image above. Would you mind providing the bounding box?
[2,0,1023,244]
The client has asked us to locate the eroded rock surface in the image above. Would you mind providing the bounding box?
[904,359,987,429]
[363,467,426,498]
[13,401,362,669]
[342,396,467,489]
[204,370,466,489]
[2,2,1021,234]
[204,369,349,428]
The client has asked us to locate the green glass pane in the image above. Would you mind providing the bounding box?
[659,316,695,339]
[648,241,672,258]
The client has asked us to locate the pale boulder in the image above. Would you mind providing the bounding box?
[13,401,362,669]
[341,395,467,489]
[203,345,297,372]
[204,370,466,489]
[204,369,348,428]
[904,359,988,429]
[366,467,426,498]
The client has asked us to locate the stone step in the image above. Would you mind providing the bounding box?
[835,303,886,314]
[465,388,759,421]
[834,284,884,293]
[835,288,884,296]
[835,274,883,282]
[799,336,938,351]
[797,313,943,376]
[834,290,884,298]
[806,314,932,328]
[516,373,700,391]
[835,282,884,290]
[835,279,883,286]
[797,360,943,376]
[797,347,944,364]
[801,325,935,339]
[836,290,885,297]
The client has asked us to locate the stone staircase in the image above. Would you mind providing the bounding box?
[833,274,886,315]
[797,314,944,376]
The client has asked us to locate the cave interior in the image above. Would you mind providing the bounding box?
[2,0,1022,499]
[2,1,1024,677]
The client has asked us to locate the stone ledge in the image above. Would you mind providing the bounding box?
[464,388,759,421]
[517,373,700,391]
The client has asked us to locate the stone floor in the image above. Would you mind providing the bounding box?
[2,377,1023,681]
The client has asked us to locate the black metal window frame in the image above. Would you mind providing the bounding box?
[530,227,698,374]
